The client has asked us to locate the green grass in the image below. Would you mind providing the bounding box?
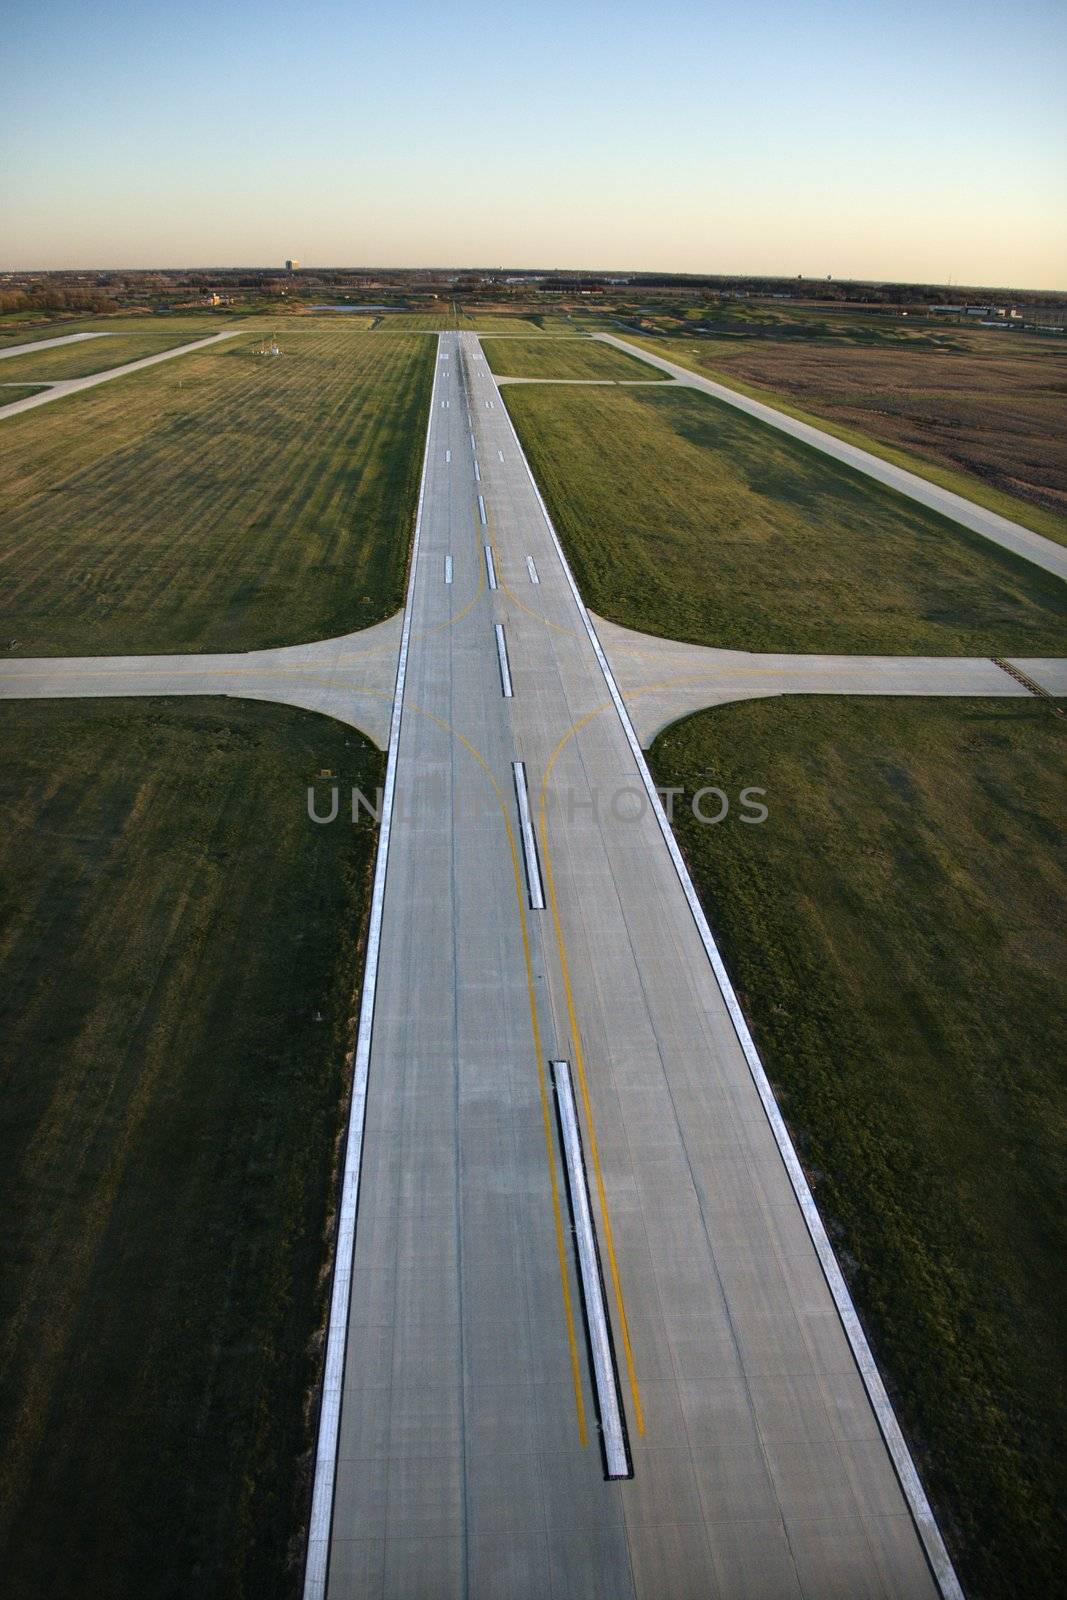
[501,383,1066,655]
[0,385,49,405]
[0,325,434,655]
[481,337,669,381]
[648,696,1066,1600]
[0,314,233,351]
[0,328,237,381]
[381,311,553,332]
[614,328,1067,546]
[0,697,383,1600]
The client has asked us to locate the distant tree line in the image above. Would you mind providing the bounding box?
[0,284,118,315]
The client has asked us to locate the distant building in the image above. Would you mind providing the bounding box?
[285,258,300,272]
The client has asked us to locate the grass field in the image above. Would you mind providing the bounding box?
[381,310,553,332]
[0,324,434,656]
[648,695,1066,1600]
[0,697,383,1600]
[0,314,233,351]
[482,336,669,381]
[0,327,238,381]
[502,383,1066,655]
[615,317,1067,544]
[0,385,49,405]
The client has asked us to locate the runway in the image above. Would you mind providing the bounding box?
[313,333,961,1599]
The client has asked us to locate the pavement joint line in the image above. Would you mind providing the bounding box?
[412,697,588,1447]
[551,1060,632,1481]
[485,332,964,1599]
[535,707,645,1439]
[494,622,514,698]
[301,333,442,1600]
[512,759,546,910]
[483,544,497,591]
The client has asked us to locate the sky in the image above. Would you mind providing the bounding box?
[3,0,1066,288]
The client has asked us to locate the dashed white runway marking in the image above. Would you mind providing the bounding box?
[477,494,487,526]
[444,554,453,584]
[494,623,513,698]
[552,1060,630,1478]
[512,761,545,910]
[484,544,497,591]
[526,555,540,584]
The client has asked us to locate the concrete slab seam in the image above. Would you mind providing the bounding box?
[301,333,443,1600]
[484,335,965,1600]
[551,1060,632,1480]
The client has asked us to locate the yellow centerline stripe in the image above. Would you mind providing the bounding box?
[537,712,646,1436]
[409,702,588,1446]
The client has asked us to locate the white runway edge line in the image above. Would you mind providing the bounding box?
[526,555,540,585]
[512,760,546,910]
[302,335,443,1600]
[486,337,965,1600]
[484,544,498,592]
[552,1061,632,1480]
[494,622,513,697]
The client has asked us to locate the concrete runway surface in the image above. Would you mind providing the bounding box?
[310,334,962,1600]
[595,332,1067,583]
[3,616,1060,759]
[0,330,113,360]
[0,614,403,749]
[9,326,1049,1597]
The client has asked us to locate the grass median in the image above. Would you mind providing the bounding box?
[0,327,236,382]
[0,696,382,1600]
[648,694,1065,1600]
[614,319,1067,544]
[0,385,49,406]
[0,324,434,656]
[482,336,669,381]
[502,382,1066,656]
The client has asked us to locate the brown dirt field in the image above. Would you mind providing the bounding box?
[658,329,1067,521]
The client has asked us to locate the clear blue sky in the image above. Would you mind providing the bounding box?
[4,0,1065,286]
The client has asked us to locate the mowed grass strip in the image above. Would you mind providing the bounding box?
[0,698,382,1600]
[620,326,1067,544]
[0,315,229,351]
[0,324,434,655]
[649,696,1066,1600]
[482,337,670,381]
[502,383,1066,655]
[0,327,237,381]
[0,385,49,405]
